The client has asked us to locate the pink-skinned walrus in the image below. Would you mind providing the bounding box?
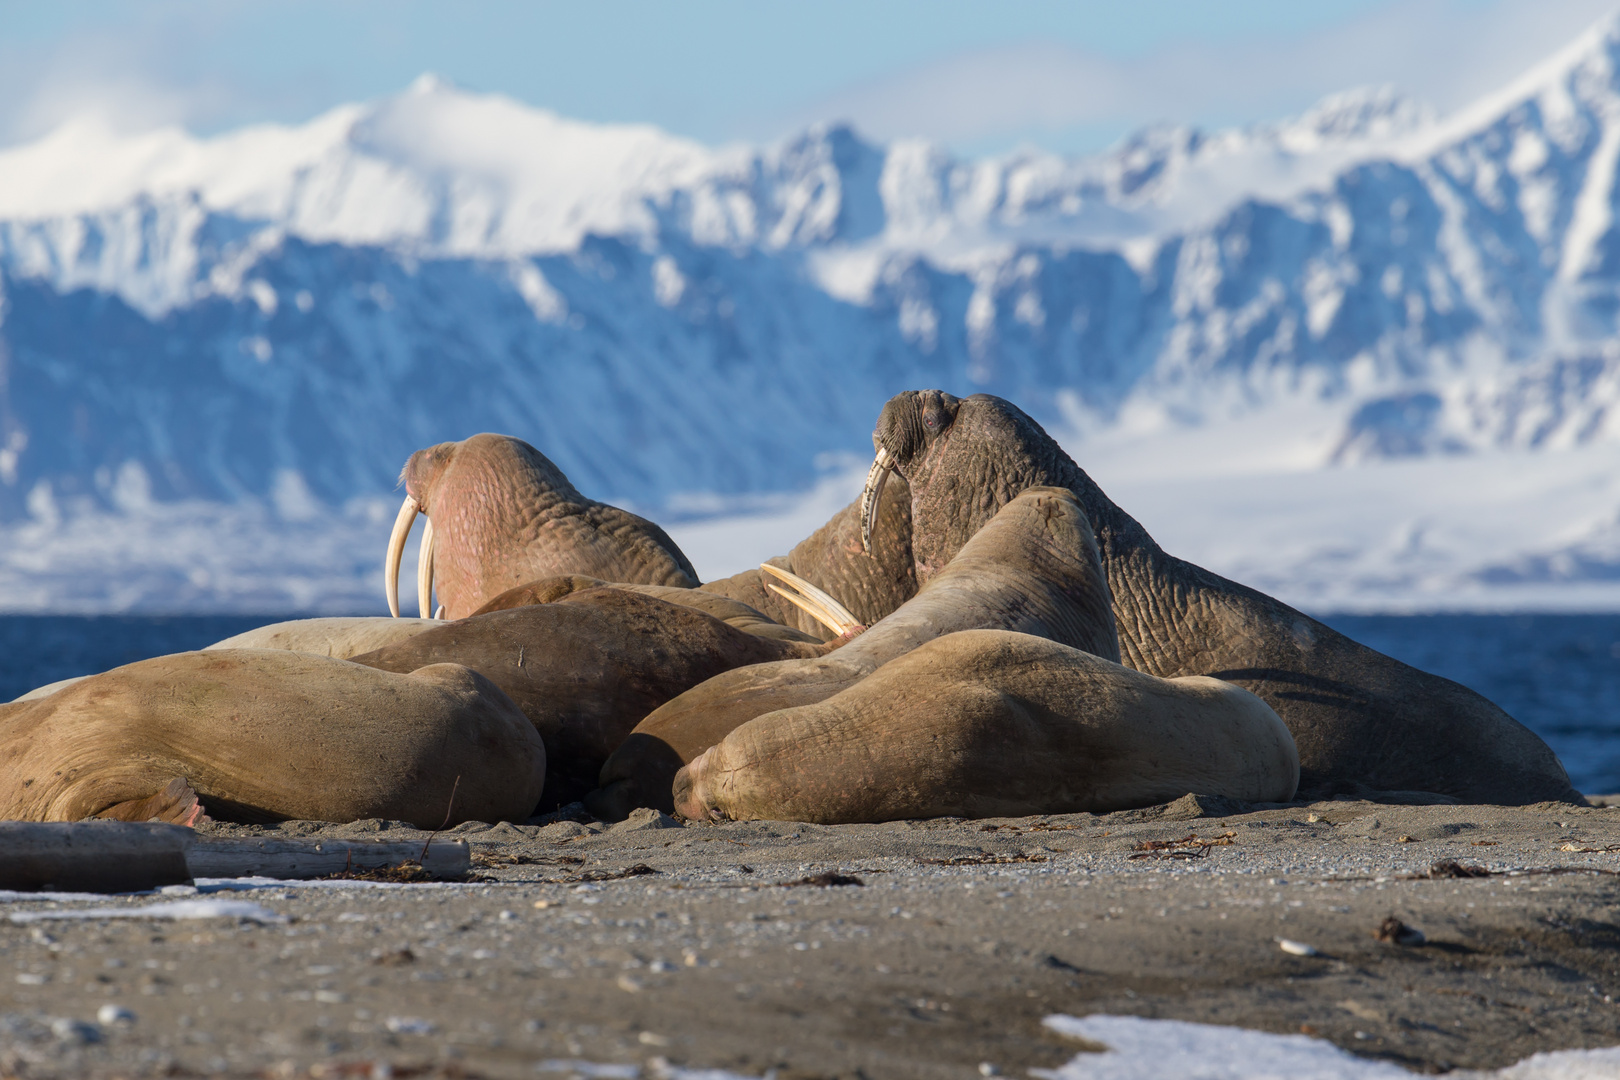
[386,434,700,620]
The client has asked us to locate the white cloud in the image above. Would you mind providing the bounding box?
[1,0,1617,158]
[769,0,1620,153]
[0,5,335,145]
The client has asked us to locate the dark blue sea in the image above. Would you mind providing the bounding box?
[0,613,1616,795]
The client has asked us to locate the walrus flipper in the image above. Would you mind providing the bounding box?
[95,777,211,827]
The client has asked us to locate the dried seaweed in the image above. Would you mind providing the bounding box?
[917,852,1050,866]
[1127,831,1236,859]
[780,872,863,887]
[470,852,584,868]
[535,862,661,885]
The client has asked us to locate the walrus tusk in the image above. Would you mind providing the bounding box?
[417,515,436,620]
[759,562,863,638]
[385,496,420,618]
[434,605,446,621]
[859,445,895,554]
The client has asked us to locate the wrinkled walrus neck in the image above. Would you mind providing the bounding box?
[701,471,917,642]
[898,396,1240,677]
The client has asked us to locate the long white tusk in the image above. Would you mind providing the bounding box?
[384,496,419,618]
[858,445,895,554]
[759,562,862,638]
[417,515,436,620]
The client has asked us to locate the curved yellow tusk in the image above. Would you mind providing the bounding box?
[859,445,895,554]
[759,562,862,637]
[384,496,419,618]
[417,515,436,620]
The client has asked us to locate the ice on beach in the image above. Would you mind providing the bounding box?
[385,1016,437,1035]
[6,899,285,924]
[186,876,427,891]
[0,875,459,906]
[537,1062,751,1080]
[1037,1015,1620,1079]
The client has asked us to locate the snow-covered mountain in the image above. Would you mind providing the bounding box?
[7,19,1620,613]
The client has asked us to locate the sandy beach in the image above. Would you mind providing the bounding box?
[2,795,1619,1078]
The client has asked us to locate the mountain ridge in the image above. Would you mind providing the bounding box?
[3,18,1620,610]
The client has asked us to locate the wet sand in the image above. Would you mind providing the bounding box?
[3,796,1619,1078]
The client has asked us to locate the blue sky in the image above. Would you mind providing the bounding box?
[1,0,1616,155]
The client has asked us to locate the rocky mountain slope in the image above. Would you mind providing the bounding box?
[5,19,1620,611]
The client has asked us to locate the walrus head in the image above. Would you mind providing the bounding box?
[862,391,1078,583]
[385,434,699,620]
[860,390,960,552]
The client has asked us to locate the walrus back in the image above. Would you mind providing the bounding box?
[0,650,545,827]
[205,617,444,659]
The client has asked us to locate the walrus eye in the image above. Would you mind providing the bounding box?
[922,405,952,436]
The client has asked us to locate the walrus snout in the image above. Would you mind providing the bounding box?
[671,748,723,822]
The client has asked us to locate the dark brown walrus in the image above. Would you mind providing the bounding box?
[385,434,701,619]
[859,390,1579,805]
[672,629,1298,824]
[0,650,545,827]
[697,471,918,642]
[471,575,830,643]
[350,584,847,809]
[595,485,1121,816]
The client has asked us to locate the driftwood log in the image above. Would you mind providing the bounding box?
[0,822,470,892]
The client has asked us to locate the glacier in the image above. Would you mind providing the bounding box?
[6,19,1620,612]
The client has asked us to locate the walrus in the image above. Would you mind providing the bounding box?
[12,676,88,703]
[6,617,448,705]
[349,581,858,809]
[386,434,700,619]
[698,470,918,641]
[594,485,1120,817]
[859,390,1579,805]
[0,649,545,827]
[205,617,444,658]
[470,575,833,643]
[673,629,1299,824]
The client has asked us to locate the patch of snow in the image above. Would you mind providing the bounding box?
[8,900,285,924]
[1037,1014,1620,1079]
